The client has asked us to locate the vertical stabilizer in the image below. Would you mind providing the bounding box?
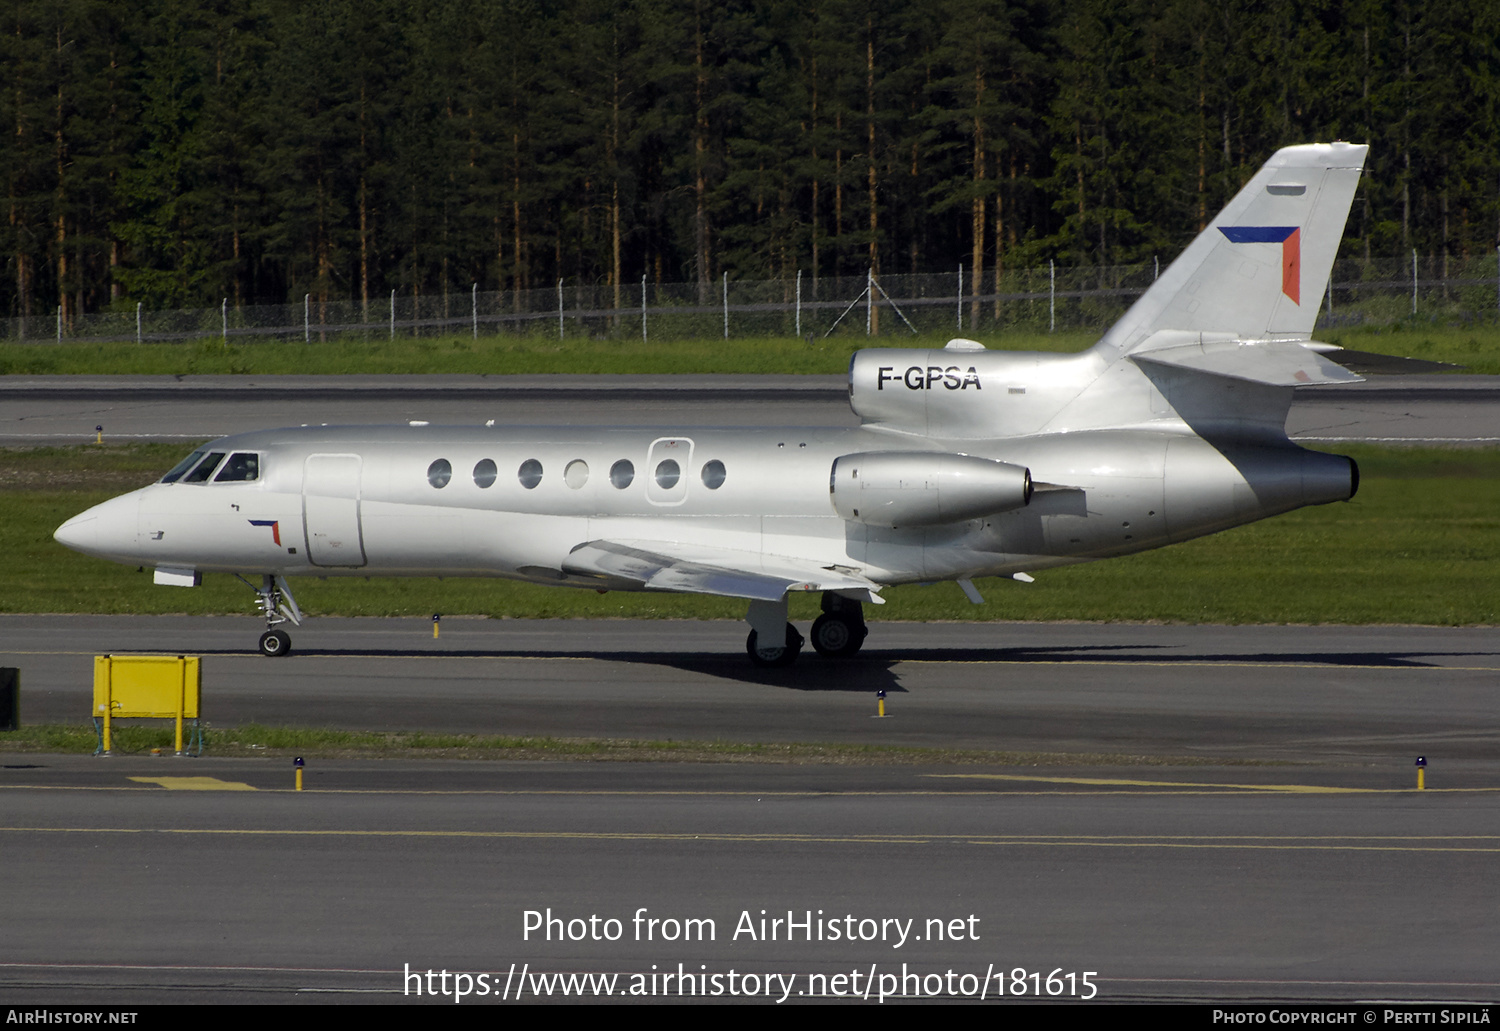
[1094,142,1367,358]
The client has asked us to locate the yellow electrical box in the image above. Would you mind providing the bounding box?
[93,655,202,755]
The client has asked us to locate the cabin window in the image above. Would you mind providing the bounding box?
[427,459,452,488]
[180,453,226,483]
[701,460,726,489]
[564,459,589,489]
[160,450,206,483]
[654,459,680,490]
[610,460,634,489]
[473,459,497,488]
[214,452,260,482]
[518,459,543,489]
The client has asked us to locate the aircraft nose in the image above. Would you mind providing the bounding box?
[53,511,97,551]
[55,492,142,560]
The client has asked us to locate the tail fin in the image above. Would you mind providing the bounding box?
[1094,142,1368,358]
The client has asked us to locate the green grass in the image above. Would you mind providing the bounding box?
[2,323,1498,374]
[7,442,1498,625]
[0,330,1094,376]
[0,722,1248,766]
[1316,323,1500,373]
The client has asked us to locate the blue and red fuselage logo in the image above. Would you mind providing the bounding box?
[249,519,281,545]
[1219,226,1300,305]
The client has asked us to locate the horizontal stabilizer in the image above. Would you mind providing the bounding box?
[1131,339,1363,387]
[562,539,883,603]
[1302,345,1463,376]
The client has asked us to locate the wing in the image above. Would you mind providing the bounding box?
[560,539,885,604]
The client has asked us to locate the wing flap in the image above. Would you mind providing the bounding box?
[562,539,883,603]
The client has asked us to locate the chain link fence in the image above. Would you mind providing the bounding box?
[7,253,1499,345]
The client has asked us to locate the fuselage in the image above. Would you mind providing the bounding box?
[53,416,1353,592]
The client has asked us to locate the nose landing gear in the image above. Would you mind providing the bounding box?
[259,629,292,657]
[238,573,303,657]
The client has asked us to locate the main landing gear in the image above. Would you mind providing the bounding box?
[745,592,867,668]
[237,573,303,657]
[809,592,868,658]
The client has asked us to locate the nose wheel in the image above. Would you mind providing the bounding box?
[238,573,303,657]
[258,630,292,657]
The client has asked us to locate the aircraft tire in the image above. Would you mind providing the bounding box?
[810,613,866,658]
[258,630,292,657]
[746,623,803,667]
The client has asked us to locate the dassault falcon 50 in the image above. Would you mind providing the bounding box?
[58,143,1384,665]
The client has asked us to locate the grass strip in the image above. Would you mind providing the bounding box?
[0,323,1493,374]
[7,443,1498,625]
[0,722,1259,767]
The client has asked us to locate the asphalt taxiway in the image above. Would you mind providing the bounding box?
[3,617,1498,1003]
[4,372,1500,444]
[5,615,1498,763]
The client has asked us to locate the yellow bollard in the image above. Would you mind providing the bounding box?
[295,756,304,791]
[95,425,103,444]
[432,613,441,639]
[877,688,886,718]
[1415,755,1426,791]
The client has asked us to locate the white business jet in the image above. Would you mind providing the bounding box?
[57,143,1376,666]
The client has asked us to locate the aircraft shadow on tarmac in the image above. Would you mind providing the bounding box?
[172,638,1495,690]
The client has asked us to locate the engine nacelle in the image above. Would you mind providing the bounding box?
[830,451,1032,527]
[847,345,1102,437]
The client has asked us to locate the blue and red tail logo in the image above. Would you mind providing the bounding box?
[1219,226,1300,305]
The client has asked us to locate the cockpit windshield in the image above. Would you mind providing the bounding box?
[160,449,260,484]
[180,453,226,483]
[214,452,260,482]
[160,450,206,483]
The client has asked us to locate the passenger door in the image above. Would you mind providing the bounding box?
[303,454,367,567]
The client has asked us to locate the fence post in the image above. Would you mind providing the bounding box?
[136,302,142,345]
[641,274,647,342]
[865,269,873,336]
[389,289,395,339]
[795,269,801,338]
[56,305,61,343]
[557,278,564,340]
[1049,260,1056,333]
[304,294,310,342]
[722,271,729,339]
[1411,249,1417,317]
[472,283,477,339]
[957,263,963,332]
[221,298,227,342]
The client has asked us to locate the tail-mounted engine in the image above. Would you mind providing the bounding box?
[847,344,1098,438]
[830,451,1032,528]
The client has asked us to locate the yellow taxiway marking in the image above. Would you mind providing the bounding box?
[2,827,1499,852]
[127,776,257,791]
